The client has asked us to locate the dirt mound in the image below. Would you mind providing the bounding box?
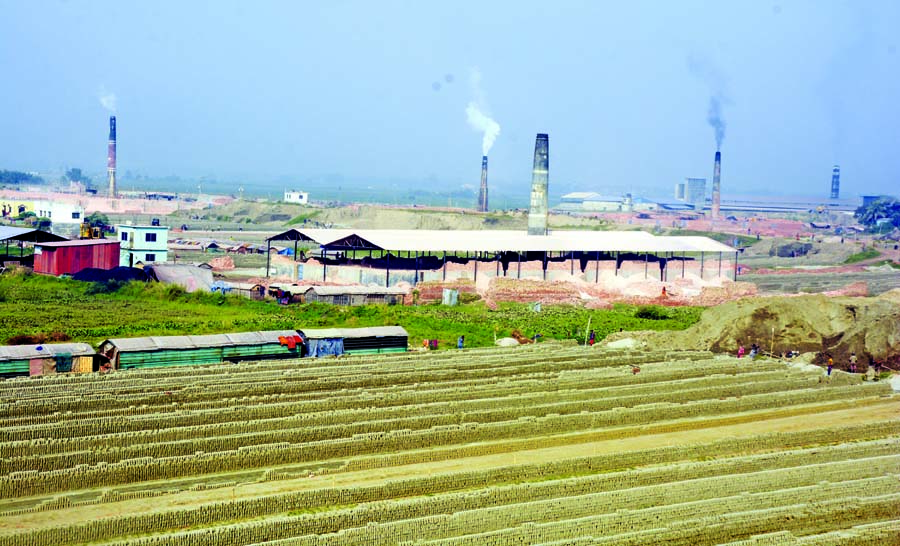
[641,295,900,369]
[207,256,235,270]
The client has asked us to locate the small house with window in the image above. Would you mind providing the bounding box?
[117,224,169,267]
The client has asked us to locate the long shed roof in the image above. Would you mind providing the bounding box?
[0,343,95,361]
[300,326,409,339]
[101,330,300,352]
[303,285,408,296]
[268,228,735,254]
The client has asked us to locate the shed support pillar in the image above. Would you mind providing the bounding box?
[265,239,271,278]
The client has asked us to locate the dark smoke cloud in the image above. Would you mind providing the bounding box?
[707,96,726,150]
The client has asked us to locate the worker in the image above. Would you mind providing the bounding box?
[850,353,858,373]
[457,335,464,349]
[588,330,596,346]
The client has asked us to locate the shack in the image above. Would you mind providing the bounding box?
[300,326,408,357]
[99,330,304,370]
[302,285,407,306]
[0,343,97,377]
[229,282,267,300]
[33,240,120,276]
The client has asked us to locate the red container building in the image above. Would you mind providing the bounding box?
[33,240,121,276]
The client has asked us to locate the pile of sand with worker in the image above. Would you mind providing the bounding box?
[602,291,900,370]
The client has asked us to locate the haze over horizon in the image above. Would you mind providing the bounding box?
[1,1,898,200]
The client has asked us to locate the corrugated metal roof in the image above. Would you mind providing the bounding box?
[36,240,120,248]
[300,326,409,339]
[0,226,68,243]
[277,229,735,254]
[303,285,408,296]
[0,343,95,361]
[102,330,299,352]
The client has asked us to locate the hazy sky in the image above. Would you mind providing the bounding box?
[1,0,898,198]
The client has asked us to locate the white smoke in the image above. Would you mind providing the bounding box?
[98,86,117,112]
[466,102,500,156]
[466,68,500,155]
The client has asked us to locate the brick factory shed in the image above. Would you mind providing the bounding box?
[33,240,120,276]
[265,228,739,288]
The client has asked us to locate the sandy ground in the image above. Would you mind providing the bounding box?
[2,397,896,534]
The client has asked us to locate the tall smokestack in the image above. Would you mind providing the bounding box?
[830,165,840,199]
[107,116,117,198]
[711,150,721,219]
[527,133,549,236]
[477,156,489,212]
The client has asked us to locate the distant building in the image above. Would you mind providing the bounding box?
[34,240,120,276]
[684,178,707,208]
[557,192,656,213]
[284,190,309,204]
[117,224,169,267]
[674,182,686,200]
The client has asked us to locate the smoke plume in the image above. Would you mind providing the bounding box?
[687,54,729,150]
[707,96,726,150]
[98,86,117,112]
[466,102,500,155]
[466,68,501,155]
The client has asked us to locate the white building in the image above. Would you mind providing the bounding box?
[117,224,169,267]
[284,190,309,204]
[32,200,86,225]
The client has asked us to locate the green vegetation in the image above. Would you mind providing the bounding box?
[843,249,881,264]
[286,210,321,225]
[854,197,900,229]
[0,169,43,185]
[668,229,757,248]
[0,272,701,347]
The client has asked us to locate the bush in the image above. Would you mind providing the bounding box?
[458,292,482,304]
[634,306,670,320]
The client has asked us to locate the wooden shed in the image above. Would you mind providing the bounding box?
[0,343,97,378]
[299,326,408,357]
[301,285,407,306]
[98,330,304,370]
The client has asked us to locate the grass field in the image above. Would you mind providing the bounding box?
[0,345,897,545]
[0,271,701,347]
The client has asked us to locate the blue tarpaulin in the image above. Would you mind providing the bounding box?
[307,338,344,357]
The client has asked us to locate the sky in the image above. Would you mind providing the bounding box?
[1,0,898,200]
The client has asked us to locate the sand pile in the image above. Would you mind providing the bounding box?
[614,294,900,369]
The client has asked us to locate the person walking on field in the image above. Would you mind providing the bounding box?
[850,353,858,373]
[827,357,834,376]
[588,330,596,346]
[737,344,745,359]
[457,335,464,350]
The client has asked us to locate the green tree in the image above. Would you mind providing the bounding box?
[34,217,52,232]
[854,198,900,229]
[85,212,110,228]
